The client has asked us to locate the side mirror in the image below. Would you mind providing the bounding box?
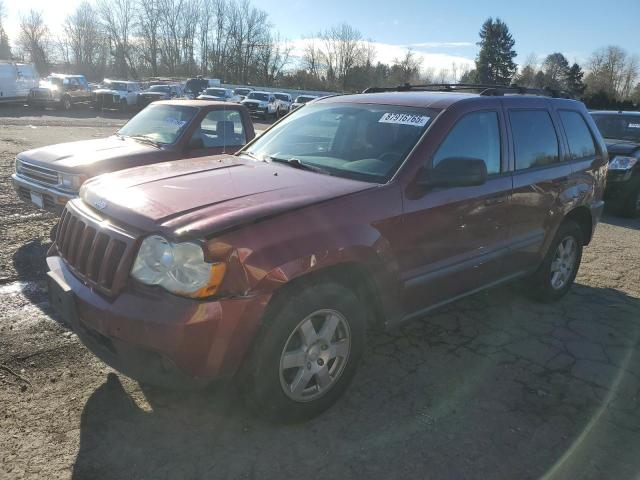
[417,157,488,188]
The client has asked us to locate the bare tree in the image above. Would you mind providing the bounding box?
[391,49,421,84]
[585,46,639,100]
[97,0,137,78]
[319,23,366,89]
[0,0,11,59]
[255,32,291,84]
[137,0,162,76]
[17,10,51,73]
[62,2,104,74]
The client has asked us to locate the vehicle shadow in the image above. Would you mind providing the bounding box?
[71,283,640,480]
[601,212,640,230]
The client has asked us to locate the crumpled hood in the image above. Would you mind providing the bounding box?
[18,137,158,173]
[80,155,374,238]
[605,139,640,157]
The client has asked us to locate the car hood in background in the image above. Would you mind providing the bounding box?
[81,155,374,238]
[605,139,640,157]
[18,137,160,173]
[93,89,124,95]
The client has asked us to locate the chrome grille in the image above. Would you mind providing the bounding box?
[19,161,59,186]
[56,203,138,296]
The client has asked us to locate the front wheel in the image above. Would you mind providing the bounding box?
[525,220,583,302]
[60,96,72,111]
[242,282,366,422]
[119,100,128,113]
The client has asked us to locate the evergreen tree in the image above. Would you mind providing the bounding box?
[475,18,517,85]
[565,63,586,97]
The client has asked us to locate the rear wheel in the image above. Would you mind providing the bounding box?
[119,99,128,113]
[60,96,72,111]
[242,282,366,422]
[525,220,583,302]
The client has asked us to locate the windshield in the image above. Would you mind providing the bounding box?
[247,92,269,101]
[235,88,252,95]
[592,114,640,143]
[243,103,435,183]
[275,94,290,101]
[118,104,197,144]
[185,79,207,93]
[104,81,127,91]
[295,96,315,104]
[149,85,170,93]
[204,88,226,97]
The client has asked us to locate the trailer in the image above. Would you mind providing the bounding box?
[0,62,39,103]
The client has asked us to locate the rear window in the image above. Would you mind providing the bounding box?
[591,113,640,143]
[510,110,560,170]
[247,92,269,101]
[559,111,597,159]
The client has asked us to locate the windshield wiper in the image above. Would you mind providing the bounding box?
[129,135,163,148]
[266,155,331,175]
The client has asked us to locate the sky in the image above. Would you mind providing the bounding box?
[3,0,640,72]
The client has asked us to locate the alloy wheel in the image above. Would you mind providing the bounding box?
[279,309,351,402]
[550,236,578,290]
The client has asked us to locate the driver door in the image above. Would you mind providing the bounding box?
[185,108,248,158]
[396,108,513,316]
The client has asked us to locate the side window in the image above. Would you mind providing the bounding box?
[559,110,597,159]
[510,110,560,170]
[433,111,501,175]
[194,109,246,147]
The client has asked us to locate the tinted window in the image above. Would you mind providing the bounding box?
[433,111,501,175]
[194,109,246,147]
[591,114,640,142]
[560,111,597,159]
[510,110,559,170]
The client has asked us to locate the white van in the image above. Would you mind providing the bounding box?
[0,62,39,103]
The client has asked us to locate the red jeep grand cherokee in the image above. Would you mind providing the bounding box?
[47,85,607,421]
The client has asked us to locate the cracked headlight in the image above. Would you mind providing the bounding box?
[58,172,88,191]
[131,235,226,298]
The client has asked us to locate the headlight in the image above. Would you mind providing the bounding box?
[259,101,267,108]
[15,158,22,174]
[609,156,638,170]
[58,172,88,191]
[131,235,226,298]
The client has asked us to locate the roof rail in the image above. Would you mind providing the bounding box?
[362,83,574,99]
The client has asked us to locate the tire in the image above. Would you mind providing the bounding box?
[525,219,583,302]
[242,281,366,422]
[119,100,128,113]
[620,186,640,218]
[60,96,71,111]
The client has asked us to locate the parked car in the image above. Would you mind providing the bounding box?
[241,91,280,119]
[28,74,91,110]
[138,84,182,108]
[290,94,318,111]
[46,85,606,422]
[12,100,255,214]
[91,80,141,111]
[0,62,39,103]
[184,77,221,98]
[274,92,293,112]
[234,87,254,101]
[591,110,640,217]
[197,87,240,102]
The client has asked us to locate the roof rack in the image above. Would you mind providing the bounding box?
[362,83,574,99]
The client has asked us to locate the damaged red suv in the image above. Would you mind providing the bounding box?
[47,85,607,421]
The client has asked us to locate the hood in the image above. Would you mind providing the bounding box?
[605,139,640,157]
[140,91,168,97]
[198,95,226,101]
[242,99,263,105]
[93,88,122,95]
[18,137,160,174]
[81,155,374,238]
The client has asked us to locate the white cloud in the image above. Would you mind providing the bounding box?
[407,41,474,49]
[287,38,475,75]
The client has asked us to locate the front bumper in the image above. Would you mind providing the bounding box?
[604,173,639,204]
[11,173,75,214]
[46,255,270,388]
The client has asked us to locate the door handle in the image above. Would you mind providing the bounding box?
[485,197,506,206]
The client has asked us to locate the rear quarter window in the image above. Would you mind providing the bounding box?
[559,111,597,159]
[510,110,560,170]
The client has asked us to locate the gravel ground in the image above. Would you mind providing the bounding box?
[1,109,640,480]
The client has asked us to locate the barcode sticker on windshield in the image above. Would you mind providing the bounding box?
[628,123,640,129]
[379,113,430,127]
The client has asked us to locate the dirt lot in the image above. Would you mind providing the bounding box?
[1,108,640,479]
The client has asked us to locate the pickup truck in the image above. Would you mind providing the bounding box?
[12,100,255,214]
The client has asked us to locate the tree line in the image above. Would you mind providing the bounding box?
[1,0,639,108]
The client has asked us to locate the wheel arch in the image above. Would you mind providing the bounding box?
[564,205,593,245]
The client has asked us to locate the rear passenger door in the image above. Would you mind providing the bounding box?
[505,102,573,273]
